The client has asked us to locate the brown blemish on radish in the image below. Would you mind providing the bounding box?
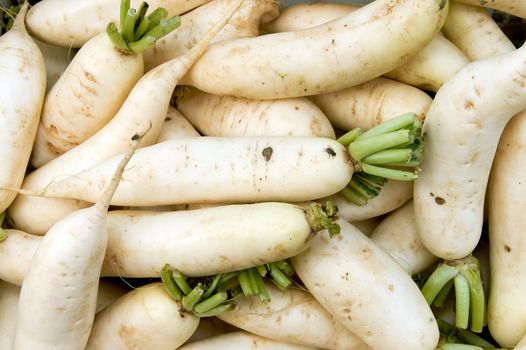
[504,245,511,252]
[435,197,446,205]
[262,147,273,161]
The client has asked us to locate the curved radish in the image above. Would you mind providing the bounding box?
[25,137,352,206]
[217,282,371,350]
[454,0,526,18]
[8,1,243,235]
[0,3,46,213]
[178,332,318,350]
[144,0,279,71]
[442,2,516,61]
[311,77,432,131]
[13,131,140,350]
[487,113,526,347]
[181,0,449,99]
[86,282,199,350]
[175,87,335,138]
[156,107,200,142]
[324,180,413,222]
[413,43,526,261]
[291,219,439,350]
[0,202,338,280]
[26,0,212,47]
[0,281,19,350]
[370,200,437,276]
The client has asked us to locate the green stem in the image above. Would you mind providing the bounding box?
[360,163,419,181]
[441,345,483,350]
[106,22,132,54]
[268,263,291,290]
[173,270,192,296]
[256,265,267,277]
[460,256,485,333]
[193,291,228,314]
[362,149,413,165]
[202,273,222,299]
[349,129,412,161]
[238,270,254,296]
[456,328,496,348]
[193,301,235,317]
[161,264,183,301]
[454,274,471,329]
[120,0,130,29]
[347,179,375,200]
[304,202,340,238]
[421,263,459,304]
[134,2,149,29]
[142,16,181,41]
[433,279,454,307]
[357,112,417,140]
[337,128,363,146]
[121,8,137,42]
[143,7,168,32]
[273,260,294,276]
[247,268,261,295]
[340,186,368,206]
[253,272,271,304]
[182,283,204,311]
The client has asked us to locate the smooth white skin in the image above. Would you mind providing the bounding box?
[323,180,413,222]
[86,283,199,350]
[217,283,372,350]
[454,0,526,18]
[13,205,108,350]
[0,281,19,350]
[178,332,318,350]
[181,0,448,99]
[370,201,437,276]
[384,34,470,92]
[175,87,335,138]
[311,77,432,131]
[0,4,46,213]
[8,2,243,235]
[31,33,144,168]
[34,39,75,92]
[291,220,439,350]
[442,2,516,61]
[144,0,279,71]
[487,113,526,348]
[413,44,526,260]
[38,137,352,206]
[26,0,213,47]
[262,2,359,33]
[261,1,465,94]
[156,107,201,142]
[0,203,317,279]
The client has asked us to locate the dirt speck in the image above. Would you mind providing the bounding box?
[325,147,336,157]
[435,197,446,205]
[504,245,511,252]
[262,147,273,161]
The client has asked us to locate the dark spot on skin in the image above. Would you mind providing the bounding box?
[464,101,474,110]
[504,245,511,252]
[131,134,140,141]
[435,197,446,205]
[325,147,336,157]
[262,147,273,161]
[165,117,172,121]
[438,0,447,10]
[429,192,435,197]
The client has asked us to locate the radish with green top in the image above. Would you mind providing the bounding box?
[7,0,243,236]
[311,77,432,131]
[144,0,279,71]
[217,282,372,350]
[178,332,318,350]
[174,86,335,138]
[0,3,45,213]
[181,0,449,99]
[13,131,141,350]
[26,0,212,47]
[17,112,424,208]
[291,219,439,350]
[86,282,199,350]
[414,43,526,333]
[0,202,340,280]
[31,0,183,168]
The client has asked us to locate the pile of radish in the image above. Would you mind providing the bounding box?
[0,0,525,349]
